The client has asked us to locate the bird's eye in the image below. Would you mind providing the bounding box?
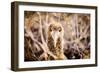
[49,25,53,31]
[59,27,62,32]
[50,28,52,31]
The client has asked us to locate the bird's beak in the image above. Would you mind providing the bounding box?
[51,31,59,47]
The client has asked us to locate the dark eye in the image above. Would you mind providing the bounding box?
[59,27,62,32]
[49,25,53,31]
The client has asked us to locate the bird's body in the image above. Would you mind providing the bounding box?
[47,21,65,60]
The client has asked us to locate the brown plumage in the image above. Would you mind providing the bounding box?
[47,21,65,60]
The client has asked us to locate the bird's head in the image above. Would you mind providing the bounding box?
[48,21,64,47]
